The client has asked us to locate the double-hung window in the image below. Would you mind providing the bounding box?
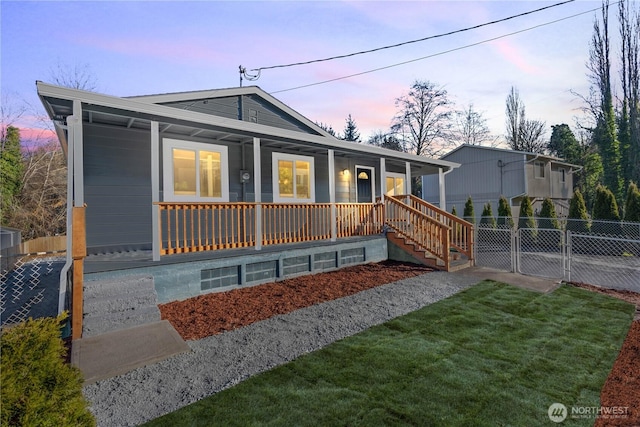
[163,138,229,202]
[385,173,406,196]
[272,153,315,203]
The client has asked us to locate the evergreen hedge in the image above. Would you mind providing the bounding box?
[567,189,590,233]
[624,182,640,222]
[518,196,535,229]
[480,203,496,228]
[538,198,560,230]
[497,196,514,228]
[1,314,95,427]
[463,196,475,224]
[592,184,620,221]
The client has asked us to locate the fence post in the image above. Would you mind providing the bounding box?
[566,231,572,283]
[71,206,86,340]
[512,227,518,273]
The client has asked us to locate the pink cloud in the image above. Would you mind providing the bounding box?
[489,39,542,76]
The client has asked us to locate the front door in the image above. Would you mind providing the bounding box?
[356,167,373,203]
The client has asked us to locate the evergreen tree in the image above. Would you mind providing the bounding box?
[538,198,560,229]
[480,203,496,228]
[341,114,361,142]
[623,182,640,222]
[592,184,620,221]
[548,124,581,163]
[463,196,475,224]
[518,196,535,229]
[451,206,457,217]
[567,189,590,233]
[497,196,514,228]
[591,185,623,238]
[1,126,23,225]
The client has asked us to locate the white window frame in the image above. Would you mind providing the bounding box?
[534,161,545,179]
[272,152,315,203]
[385,172,406,196]
[162,138,229,202]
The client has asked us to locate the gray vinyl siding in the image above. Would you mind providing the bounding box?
[423,146,526,221]
[243,95,320,134]
[160,94,320,135]
[83,124,152,253]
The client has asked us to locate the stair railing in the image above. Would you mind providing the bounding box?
[392,195,474,262]
[384,197,451,270]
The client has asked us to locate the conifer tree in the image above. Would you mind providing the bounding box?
[592,184,620,221]
[623,182,640,222]
[567,189,590,233]
[497,196,514,228]
[463,196,475,224]
[518,196,535,229]
[480,203,496,228]
[538,198,560,229]
[451,206,457,217]
[1,126,24,225]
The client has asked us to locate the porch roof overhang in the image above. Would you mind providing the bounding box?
[37,81,460,176]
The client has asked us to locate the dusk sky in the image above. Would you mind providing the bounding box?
[1,1,622,148]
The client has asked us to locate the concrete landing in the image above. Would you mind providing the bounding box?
[452,266,562,293]
[71,320,189,384]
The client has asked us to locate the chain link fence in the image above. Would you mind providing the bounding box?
[475,222,640,293]
[0,254,64,326]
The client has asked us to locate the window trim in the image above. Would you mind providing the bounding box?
[272,152,315,203]
[560,168,566,183]
[534,161,545,179]
[162,138,229,202]
[385,172,406,196]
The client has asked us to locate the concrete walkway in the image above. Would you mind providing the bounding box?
[72,267,560,386]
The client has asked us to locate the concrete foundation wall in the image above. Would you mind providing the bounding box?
[85,237,388,303]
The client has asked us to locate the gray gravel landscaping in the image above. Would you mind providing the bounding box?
[83,271,479,427]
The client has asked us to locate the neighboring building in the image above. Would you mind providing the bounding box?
[422,144,581,221]
[37,82,471,334]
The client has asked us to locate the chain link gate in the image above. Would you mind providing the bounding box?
[517,228,565,280]
[475,225,639,292]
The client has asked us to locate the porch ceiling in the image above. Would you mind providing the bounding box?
[38,82,457,176]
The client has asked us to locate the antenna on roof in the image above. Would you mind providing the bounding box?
[239,65,260,87]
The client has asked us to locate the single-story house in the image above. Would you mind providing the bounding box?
[422,144,582,221]
[37,82,473,338]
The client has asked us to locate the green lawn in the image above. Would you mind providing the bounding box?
[145,282,634,427]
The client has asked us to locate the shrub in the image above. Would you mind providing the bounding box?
[518,196,535,230]
[497,196,514,228]
[567,189,590,233]
[463,196,475,224]
[480,203,496,228]
[624,182,640,222]
[538,198,560,230]
[592,185,623,236]
[451,205,457,217]
[592,184,620,221]
[1,314,95,427]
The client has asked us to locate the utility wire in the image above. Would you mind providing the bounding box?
[251,0,575,73]
[271,4,607,95]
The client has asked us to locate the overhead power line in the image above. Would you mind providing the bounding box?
[270,4,610,95]
[245,0,575,76]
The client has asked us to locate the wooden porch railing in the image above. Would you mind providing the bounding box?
[384,197,451,270]
[391,195,474,261]
[156,202,383,255]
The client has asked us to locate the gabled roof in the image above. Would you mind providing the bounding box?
[442,144,581,169]
[128,85,335,138]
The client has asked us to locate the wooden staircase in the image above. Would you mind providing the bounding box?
[383,195,474,272]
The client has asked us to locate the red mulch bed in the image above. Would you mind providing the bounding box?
[159,261,433,341]
[159,264,639,426]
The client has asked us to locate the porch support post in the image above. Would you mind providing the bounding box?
[380,158,386,202]
[253,137,262,251]
[328,149,336,241]
[151,121,160,261]
[438,167,447,211]
[70,100,86,340]
[405,161,411,200]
